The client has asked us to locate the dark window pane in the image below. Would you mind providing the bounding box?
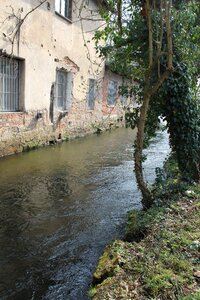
[107,80,118,106]
[130,95,135,105]
[121,95,127,106]
[58,73,64,84]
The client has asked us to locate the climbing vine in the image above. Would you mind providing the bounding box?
[148,1,200,182]
[95,0,200,208]
[159,66,200,181]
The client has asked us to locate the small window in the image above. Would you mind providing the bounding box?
[130,95,135,105]
[0,56,21,112]
[55,0,72,20]
[121,95,127,106]
[55,70,72,111]
[88,79,96,110]
[107,80,118,106]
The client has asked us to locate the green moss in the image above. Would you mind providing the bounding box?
[126,206,165,241]
[92,241,119,281]
[178,291,200,300]
[23,139,44,151]
[90,185,200,299]
[144,267,175,297]
[88,287,97,297]
[23,143,37,151]
[160,251,193,274]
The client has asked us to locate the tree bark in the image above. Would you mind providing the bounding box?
[134,68,171,209]
[134,92,152,209]
[134,0,173,210]
[146,0,153,66]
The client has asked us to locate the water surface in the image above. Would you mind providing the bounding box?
[0,128,170,300]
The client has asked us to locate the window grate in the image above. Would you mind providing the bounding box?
[55,70,72,111]
[107,80,118,106]
[121,95,127,106]
[0,56,20,112]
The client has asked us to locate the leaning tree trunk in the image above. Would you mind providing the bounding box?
[134,92,153,209]
[134,67,172,209]
[134,0,153,210]
[134,0,153,209]
[133,0,173,210]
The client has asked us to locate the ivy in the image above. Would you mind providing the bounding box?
[96,0,200,184]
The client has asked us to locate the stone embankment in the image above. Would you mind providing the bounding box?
[0,110,123,157]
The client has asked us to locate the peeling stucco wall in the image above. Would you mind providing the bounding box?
[0,0,126,157]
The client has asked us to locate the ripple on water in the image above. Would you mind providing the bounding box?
[0,128,170,299]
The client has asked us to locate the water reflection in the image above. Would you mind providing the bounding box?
[0,128,170,299]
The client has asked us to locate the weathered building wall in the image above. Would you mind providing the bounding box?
[102,71,125,118]
[102,69,137,121]
[0,0,125,157]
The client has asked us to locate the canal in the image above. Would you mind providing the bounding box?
[0,128,170,300]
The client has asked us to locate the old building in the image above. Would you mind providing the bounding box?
[0,0,132,157]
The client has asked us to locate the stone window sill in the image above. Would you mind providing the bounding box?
[55,12,72,23]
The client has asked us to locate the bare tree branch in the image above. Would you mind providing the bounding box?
[1,0,47,56]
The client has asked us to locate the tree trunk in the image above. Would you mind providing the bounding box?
[134,68,171,209]
[134,91,153,209]
[133,0,173,210]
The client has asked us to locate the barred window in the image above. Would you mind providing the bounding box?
[55,0,72,20]
[0,56,20,112]
[107,80,118,106]
[55,70,72,111]
[121,95,127,106]
[88,79,96,110]
[130,95,135,106]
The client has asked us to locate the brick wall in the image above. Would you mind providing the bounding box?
[0,106,124,157]
[0,112,24,128]
[0,70,128,157]
[0,110,53,156]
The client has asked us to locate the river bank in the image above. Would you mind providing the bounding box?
[89,157,200,299]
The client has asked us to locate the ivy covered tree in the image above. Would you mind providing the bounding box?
[145,0,200,183]
[95,0,200,209]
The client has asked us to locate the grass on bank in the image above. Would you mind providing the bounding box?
[89,157,200,300]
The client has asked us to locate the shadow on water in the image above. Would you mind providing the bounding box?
[0,128,170,300]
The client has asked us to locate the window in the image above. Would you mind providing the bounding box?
[130,95,135,106]
[107,80,118,106]
[88,79,96,110]
[121,95,127,106]
[0,56,20,112]
[55,70,72,111]
[55,0,72,20]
